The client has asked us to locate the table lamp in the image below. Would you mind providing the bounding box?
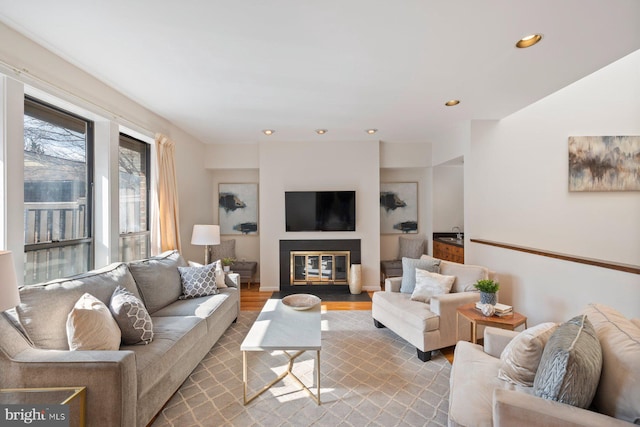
[0,251,20,312]
[191,225,220,265]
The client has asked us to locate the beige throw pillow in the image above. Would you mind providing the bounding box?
[498,322,558,386]
[410,268,455,303]
[66,293,121,351]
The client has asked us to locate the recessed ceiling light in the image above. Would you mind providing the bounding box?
[445,100,460,107]
[516,34,542,48]
[366,129,378,134]
[315,129,328,135]
[262,129,275,135]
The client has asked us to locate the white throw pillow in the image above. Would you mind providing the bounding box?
[410,268,455,303]
[498,322,558,386]
[66,293,121,351]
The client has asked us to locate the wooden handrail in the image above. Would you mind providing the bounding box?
[470,239,640,275]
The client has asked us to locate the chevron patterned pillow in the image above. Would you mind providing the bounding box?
[533,314,602,409]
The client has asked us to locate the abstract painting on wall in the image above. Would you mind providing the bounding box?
[380,182,418,234]
[568,136,640,192]
[218,183,259,235]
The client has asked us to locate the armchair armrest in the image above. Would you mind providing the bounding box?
[484,327,519,358]
[4,348,137,427]
[493,389,630,427]
[384,277,402,293]
[429,291,480,317]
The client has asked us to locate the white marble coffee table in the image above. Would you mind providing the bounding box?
[240,297,321,405]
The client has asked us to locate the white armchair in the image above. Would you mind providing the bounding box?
[372,257,492,361]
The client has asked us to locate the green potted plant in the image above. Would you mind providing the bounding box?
[474,279,499,305]
[221,257,236,272]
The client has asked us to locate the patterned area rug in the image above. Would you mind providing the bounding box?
[152,310,451,426]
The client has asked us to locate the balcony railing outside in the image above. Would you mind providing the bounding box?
[24,201,90,285]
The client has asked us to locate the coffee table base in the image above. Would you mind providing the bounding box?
[243,349,321,405]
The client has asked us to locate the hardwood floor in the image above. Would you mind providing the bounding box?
[239,283,455,363]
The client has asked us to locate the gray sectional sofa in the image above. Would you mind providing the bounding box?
[0,250,240,427]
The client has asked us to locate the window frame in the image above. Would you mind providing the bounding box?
[23,96,95,280]
[118,132,151,262]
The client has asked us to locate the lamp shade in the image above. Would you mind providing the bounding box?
[191,225,221,246]
[0,251,20,312]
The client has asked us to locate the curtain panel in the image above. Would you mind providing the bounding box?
[155,133,181,252]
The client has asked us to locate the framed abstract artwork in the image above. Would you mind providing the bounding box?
[569,136,640,191]
[218,183,259,235]
[380,182,418,234]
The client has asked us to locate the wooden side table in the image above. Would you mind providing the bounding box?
[456,302,527,344]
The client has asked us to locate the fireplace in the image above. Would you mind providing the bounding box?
[280,239,361,293]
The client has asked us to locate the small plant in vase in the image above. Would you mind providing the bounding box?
[221,257,235,272]
[474,279,499,306]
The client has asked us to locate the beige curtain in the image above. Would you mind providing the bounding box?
[155,133,182,252]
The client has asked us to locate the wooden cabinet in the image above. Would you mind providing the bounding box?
[433,240,464,264]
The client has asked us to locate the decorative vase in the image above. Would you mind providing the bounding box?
[223,266,231,273]
[480,291,497,306]
[479,303,495,317]
[349,264,362,295]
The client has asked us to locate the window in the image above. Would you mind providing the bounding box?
[119,134,150,262]
[23,97,94,285]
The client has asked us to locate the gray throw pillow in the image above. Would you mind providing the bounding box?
[400,257,441,294]
[177,263,219,299]
[398,236,424,259]
[128,250,186,314]
[109,286,154,345]
[210,239,236,262]
[533,314,602,409]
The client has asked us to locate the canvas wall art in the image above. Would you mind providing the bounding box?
[568,136,640,191]
[218,183,259,235]
[380,182,418,234]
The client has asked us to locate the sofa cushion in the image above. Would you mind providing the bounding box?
[66,293,121,351]
[17,262,139,350]
[128,250,186,314]
[583,304,640,423]
[398,236,424,259]
[420,255,489,293]
[177,263,219,299]
[371,291,440,332]
[127,316,207,398]
[152,288,239,332]
[110,286,154,345]
[498,322,558,387]
[533,314,602,409]
[410,268,454,303]
[449,340,529,427]
[400,257,440,294]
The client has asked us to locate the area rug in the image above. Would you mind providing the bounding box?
[151,310,450,426]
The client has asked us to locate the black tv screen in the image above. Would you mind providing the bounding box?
[285,191,356,231]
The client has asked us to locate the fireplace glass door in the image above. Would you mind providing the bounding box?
[290,251,350,285]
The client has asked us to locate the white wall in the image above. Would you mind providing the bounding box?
[0,22,213,270]
[432,165,464,233]
[259,140,380,291]
[467,49,640,324]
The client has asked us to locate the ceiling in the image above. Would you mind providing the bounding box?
[0,1,639,146]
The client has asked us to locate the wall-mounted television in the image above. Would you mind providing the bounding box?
[285,191,356,231]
